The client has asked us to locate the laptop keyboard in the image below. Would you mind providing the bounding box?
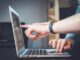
[24,49,69,55]
[25,49,47,55]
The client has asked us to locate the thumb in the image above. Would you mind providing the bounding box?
[20,25,30,28]
[64,45,71,50]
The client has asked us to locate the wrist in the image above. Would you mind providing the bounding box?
[48,21,56,34]
[45,22,50,34]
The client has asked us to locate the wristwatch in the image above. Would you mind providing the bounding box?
[49,21,56,34]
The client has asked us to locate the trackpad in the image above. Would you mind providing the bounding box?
[46,49,69,55]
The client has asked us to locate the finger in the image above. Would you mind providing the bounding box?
[33,32,48,40]
[59,40,66,52]
[56,40,61,52]
[49,40,53,46]
[64,45,71,50]
[34,33,47,40]
[20,25,31,28]
[64,40,71,50]
[25,29,37,40]
[52,40,56,48]
[30,33,42,40]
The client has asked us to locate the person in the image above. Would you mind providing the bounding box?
[21,13,80,52]
[48,0,80,53]
[21,13,80,37]
[21,0,80,60]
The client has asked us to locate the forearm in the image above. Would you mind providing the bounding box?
[52,13,80,34]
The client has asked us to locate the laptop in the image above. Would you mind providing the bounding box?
[9,6,71,58]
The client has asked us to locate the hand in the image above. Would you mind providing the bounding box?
[49,39,73,52]
[21,22,50,40]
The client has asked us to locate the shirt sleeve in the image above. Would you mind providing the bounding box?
[65,33,75,39]
[65,33,80,42]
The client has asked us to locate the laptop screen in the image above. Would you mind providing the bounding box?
[9,6,25,55]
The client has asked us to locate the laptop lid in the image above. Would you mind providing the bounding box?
[9,6,25,56]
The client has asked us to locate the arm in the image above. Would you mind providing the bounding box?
[21,13,80,40]
[53,13,80,34]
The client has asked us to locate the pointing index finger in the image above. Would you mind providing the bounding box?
[20,25,31,28]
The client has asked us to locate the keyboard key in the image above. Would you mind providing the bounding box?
[27,49,32,55]
[25,49,47,55]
